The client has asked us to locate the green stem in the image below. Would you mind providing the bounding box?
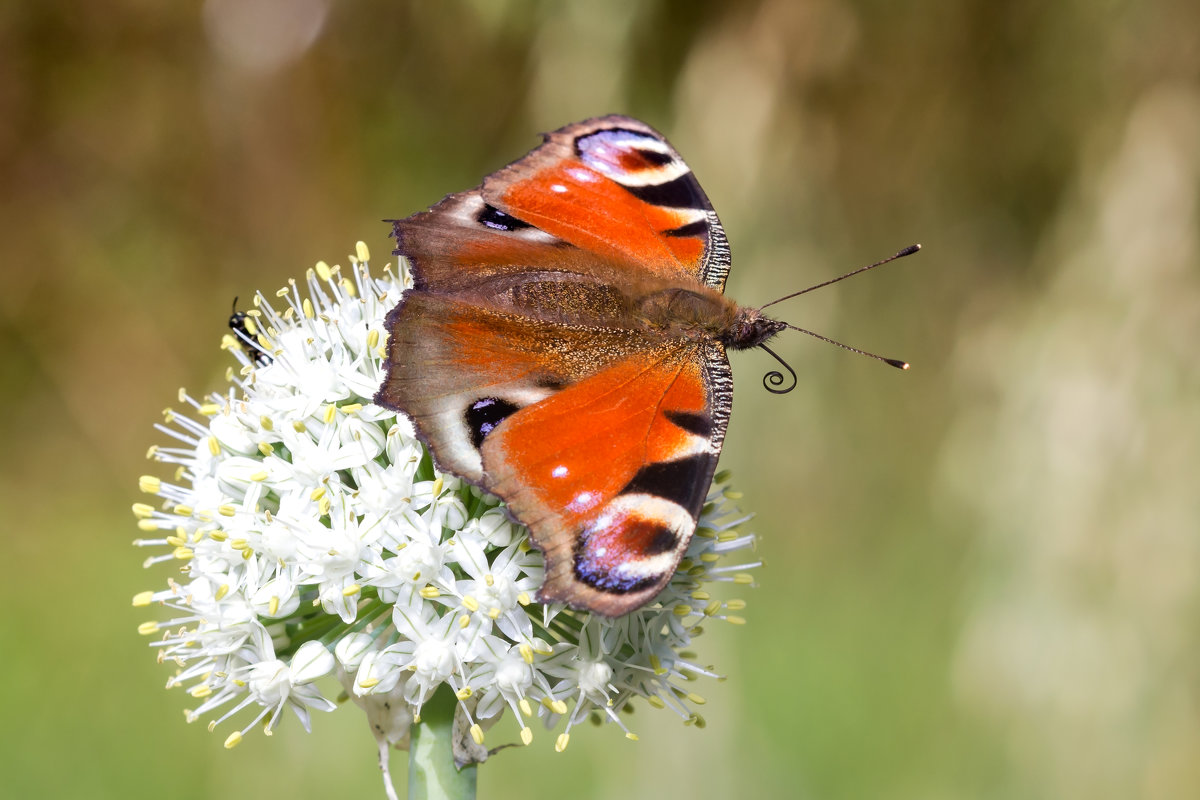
[408,686,478,800]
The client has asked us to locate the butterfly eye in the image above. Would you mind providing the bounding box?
[465,397,519,449]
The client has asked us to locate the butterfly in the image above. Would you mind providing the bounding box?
[374,115,912,617]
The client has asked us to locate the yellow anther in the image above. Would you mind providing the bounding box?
[319,496,331,516]
[302,298,314,318]
[554,733,570,753]
[647,696,665,709]
[342,403,363,414]
[723,490,743,500]
[484,573,495,587]
[131,503,155,519]
[649,654,666,675]
[131,591,155,607]
[358,677,380,689]
[293,420,307,432]
[456,687,473,700]
[458,614,470,629]
[726,599,746,611]
[733,573,754,585]
[469,723,484,745]
[198,403,221,416]
[673,604,692,616]
[519,644,534,664]
[136,519,159,531]
[700,553,719,563]
[207,436,221,456]
[217,505,236,517]
[258,442,274,457]
[342,584,361,597]
[687,692,707,705]
[726,616,746,625]
[215,584,230,601]
[315,261,333,281]
[517,592,531,606]
[229,539,247,550]
[267,596,280,616]
[173,547,194,560]
[208,530,228,542]
[625,732,639,741]
[310,486,326,501]
[250,471,268,482]
[551,700,568,715]
[487,607,500,620]
[705,600,722,616]
[341,278,357,297]
[367,329,379,349]
[223,732,243,749]
[189,685,212,698]
[519,698,533,717]
[356,241,370,262]
[714,469,731,483]
[275,287,290,298]
[462,595,479,612]
[138,621,160,635]
[431,476,444,496]
[165,535,186,547]
[172,505,193,516]
[520,727,533,745]
[323,405,336,424]
[139,475,162,494]
[419,586,440,599]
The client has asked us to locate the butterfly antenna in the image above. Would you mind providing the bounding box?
[231,296,239,313]
[759,244,921,310]
[784,323,909,370]
[759,343,798,394]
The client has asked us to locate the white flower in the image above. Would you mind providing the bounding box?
[132,241,760,761]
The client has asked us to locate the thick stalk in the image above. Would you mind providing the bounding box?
[408,686,478,800]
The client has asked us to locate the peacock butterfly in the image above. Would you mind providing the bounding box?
[374,115,914,617]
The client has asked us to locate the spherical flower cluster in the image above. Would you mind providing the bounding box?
[132,243,759,761]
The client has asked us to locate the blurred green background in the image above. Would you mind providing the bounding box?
[3,1,1199,798]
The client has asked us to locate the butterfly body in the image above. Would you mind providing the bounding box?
[376,116,780,616]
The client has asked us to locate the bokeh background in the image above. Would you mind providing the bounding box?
[3,1,1199,798]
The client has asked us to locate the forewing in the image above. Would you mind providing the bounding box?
[480,342,733,616]
[484,115,732,291]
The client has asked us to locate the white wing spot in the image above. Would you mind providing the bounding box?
[550,184,568,193]
[552,465,568,478]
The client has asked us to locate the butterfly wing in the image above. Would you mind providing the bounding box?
[483,115,731,291]
[482,343,732,616]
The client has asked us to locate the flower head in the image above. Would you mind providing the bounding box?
[132,242,759,757]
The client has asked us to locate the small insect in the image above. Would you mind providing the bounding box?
[228,297,273,366]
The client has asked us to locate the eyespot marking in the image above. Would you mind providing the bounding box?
[465,397,519,449]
